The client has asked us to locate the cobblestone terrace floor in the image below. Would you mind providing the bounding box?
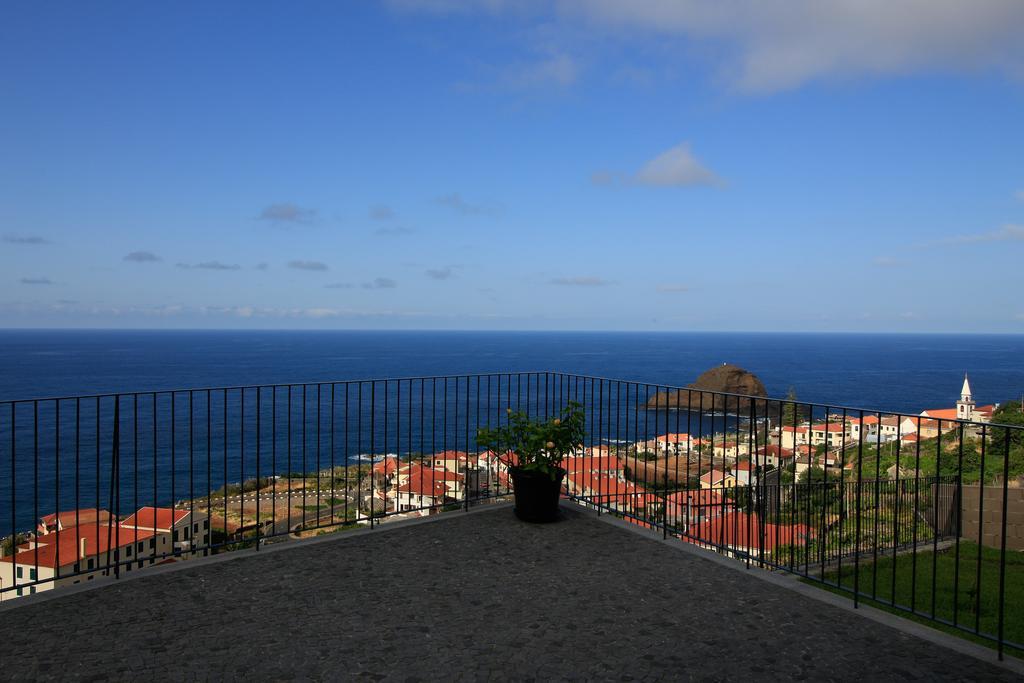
[0,504,1019,681]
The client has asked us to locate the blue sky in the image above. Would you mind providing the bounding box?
[1,1,1023,332]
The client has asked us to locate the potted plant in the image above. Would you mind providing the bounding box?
[477,402,586,523]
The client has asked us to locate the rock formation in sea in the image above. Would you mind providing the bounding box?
[645,363,769,413]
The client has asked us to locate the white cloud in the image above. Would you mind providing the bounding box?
[3,234,50,245]
[565,1,1024,91]
[502,54,579,88]
[550,276,613,286]
[436,193,490,214]
[363,277,398,289]
[934,223,1024,246]
[176,261,241,271]
[396,1,1024,92]
[288,260,329,271]
[123,251,161,263]
[375,225,416,236]
[872,255,902,267]
[634,142,721,187]
[656,283,689,292]
[426,266,456,280]
[257,203,316,224]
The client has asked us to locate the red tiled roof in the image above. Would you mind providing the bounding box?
[431,450,468,460]
[396,478,448,498]
[688,512,813,552]
[656,433,691,443]
[699,469,730,485]
[755,445,794,459]
[563,455,623,474]
[0,523,156,569]
[372,456,401,475]
[921,408,958,420]
[811,423,845,433]
[120,507,190,531]
[39,508,110,530]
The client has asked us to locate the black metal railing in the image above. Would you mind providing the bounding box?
[1,372,1021,659]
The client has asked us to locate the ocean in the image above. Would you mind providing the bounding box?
[1,330,1022,534]
[1,330,1022,413]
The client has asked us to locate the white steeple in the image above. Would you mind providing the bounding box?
[957,373,975,420]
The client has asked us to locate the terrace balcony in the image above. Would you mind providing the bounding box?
[1,371,1022,677]
[0,500,1019,680]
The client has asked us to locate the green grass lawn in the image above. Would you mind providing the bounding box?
[808,541,1024,656]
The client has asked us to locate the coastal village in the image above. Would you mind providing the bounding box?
[0,373,1010,601]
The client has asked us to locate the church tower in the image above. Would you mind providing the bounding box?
[956,373,975,420]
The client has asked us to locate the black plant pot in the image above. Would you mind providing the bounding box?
[510,466,566,523]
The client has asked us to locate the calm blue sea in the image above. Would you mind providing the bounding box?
[1,330,1022,535]
[1,330,1022,412]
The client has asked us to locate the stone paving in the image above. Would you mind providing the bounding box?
[0,504,1018,681]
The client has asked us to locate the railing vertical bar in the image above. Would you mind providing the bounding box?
[189,390,194,559]
[952,423,963,627]
[997,427,1011,660]
[891,414,903,605]
[911,416,922,615]
[55,399,61,583]
[206,390,211,555]
[931,420,942,618]
[975,424,987,634]
[33,401,39,586]
[256,387,261,549]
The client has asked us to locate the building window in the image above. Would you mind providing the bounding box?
[87,559,94,570]
[29,569,36,581]
[172,530,179,542]
[149,538,156,549]
[203,520,209,530]
[16,567,22,579]
[16,588,22,597]
[184,527,190,540]
[193,523,198,533]
[29,587,35,595]
[74,562,80,573]
[137,542,143,553]
[126,546,132,557]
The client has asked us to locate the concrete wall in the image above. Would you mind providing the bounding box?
[958,483,1024,551]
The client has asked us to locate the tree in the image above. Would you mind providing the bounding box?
[780,387,806,426]
[989,401,1024,451]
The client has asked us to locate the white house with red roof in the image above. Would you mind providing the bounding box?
[664,489,730,529]
[1,521,157,601]
[780,425,810,449]
[566,473,654,515]
[120,506,209,559]
[654,433,693,455]
[699,468,737,490]
[753,445,795,469]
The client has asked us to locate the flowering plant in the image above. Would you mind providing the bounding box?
[476,402,586,480]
